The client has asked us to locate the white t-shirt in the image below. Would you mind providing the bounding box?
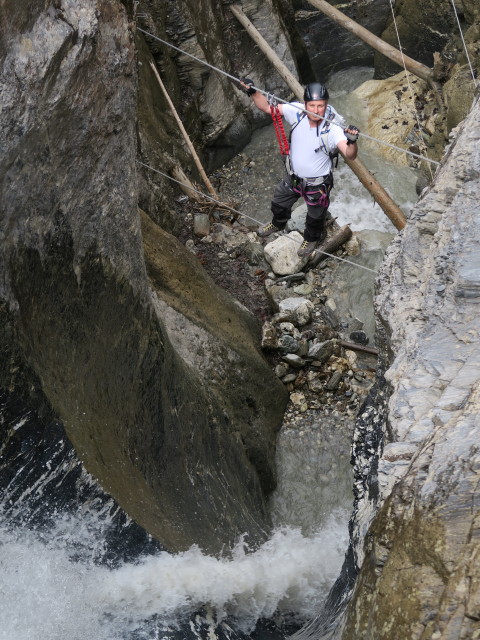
[282,102,347,179]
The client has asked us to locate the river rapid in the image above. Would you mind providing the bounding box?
[0,69,419,640]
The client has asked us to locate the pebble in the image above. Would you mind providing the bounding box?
[275,364,289,378]
[283,354,306,368]
[279,322,297,335]
[308,339,336,363]
[194,213,211,237]
[293,284,314,296]
[349,330,369,345]
[185,239,196,253]
[326,370,343,391]
[278,335,299,353]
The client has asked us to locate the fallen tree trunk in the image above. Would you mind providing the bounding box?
[230,4,407,231]
[306,0,434,83]
[309,224,352,267]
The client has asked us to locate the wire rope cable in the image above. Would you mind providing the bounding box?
[388,0,434,180]
[449,0,478,89]
[137,160,378,274]
[137,27,440,166]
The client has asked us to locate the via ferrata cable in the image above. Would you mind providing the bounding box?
[137,27,440,167]
[137,160,378,274]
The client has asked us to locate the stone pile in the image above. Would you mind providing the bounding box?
[189,215,378,423]
[260,268,375,419]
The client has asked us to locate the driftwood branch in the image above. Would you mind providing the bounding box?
[340,340,379,356]
[171,165,207,203]
[230,4,407,231]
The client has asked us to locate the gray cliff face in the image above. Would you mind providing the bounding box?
[136,0,302,175]
[0,0,287,554]
[341,98,480,639]
[375,0,480,135]
[374,0,457,78]
[292,0,391,78]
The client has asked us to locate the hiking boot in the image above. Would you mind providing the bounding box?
[257,222,282,238]
[297,239,318,257]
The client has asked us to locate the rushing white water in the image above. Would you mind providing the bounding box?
[0,510,348,640]
[321,66,418,233]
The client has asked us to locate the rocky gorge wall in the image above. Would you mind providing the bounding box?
[2,0,480,633]
[0,0,288,556]
[336,96,480,640]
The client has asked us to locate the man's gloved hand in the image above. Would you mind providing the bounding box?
[344,125,360,145]
[240,77,257,96]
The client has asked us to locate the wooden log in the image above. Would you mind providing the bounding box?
[149,60,219,199]
[230,4,304,97]
[309,224,352,267]
[171,165,206,203]
[230,4,407,231]
[306,0,434,83]
[340,340,379,356]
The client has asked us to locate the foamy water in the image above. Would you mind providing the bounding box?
[330,158,417,233]
[0,511,349,640]
[327,67,419,232]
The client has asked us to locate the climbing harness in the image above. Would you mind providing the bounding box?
[290,172,333,210]
[137,160,377,274]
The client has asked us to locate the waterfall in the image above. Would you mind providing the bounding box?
[0,508,348,640]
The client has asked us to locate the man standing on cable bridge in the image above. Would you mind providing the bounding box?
[241,80,360,257]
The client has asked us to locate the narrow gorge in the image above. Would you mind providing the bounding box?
[0,1,479,639]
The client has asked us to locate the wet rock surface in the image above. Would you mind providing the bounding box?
[375,0,457,78]
[338,98,480,640]
[0,0,287,557]
[3,0,479,637]
[293,0,391,78]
